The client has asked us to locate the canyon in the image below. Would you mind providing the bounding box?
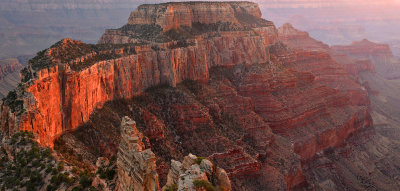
[0,1,399,191]
[0,58,24,98]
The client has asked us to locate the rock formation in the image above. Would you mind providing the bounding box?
[127,2,264,32]
[0,58,23,98]
[278,21,400,191]
[278,23,329,52]
[163,153,231,191]
[117,116,231,191]
[0,1,278,148]
[117,116,159,191]
[332,39,400,79]
[0,1,391,190]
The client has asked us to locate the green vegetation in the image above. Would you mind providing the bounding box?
[165,28,194,40]
[181,79,204,95]
[0,131,83,190]
[117,24,167,42]
[96,155,117,181]
[195,157,206,165]
[20,67,33,83]
[0,131,49,189]
[97,165,116,180]
[2,90,24,114]
[193,179,216,191]
[168,40,195,49]
[109,155,117,164]
[29,49,53,71]
[165,183,178,191]
[79,175,93,188]
[27,39,143,72]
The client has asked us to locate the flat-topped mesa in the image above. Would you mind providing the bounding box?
[332,39,400,79]
[332,39,394,59]
[129,1,264,31]
[99,1,275,44]
[1,1,278,147]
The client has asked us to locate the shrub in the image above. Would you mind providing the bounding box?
[51,168,58,175]
[43,148,52,158]
[25,181,35,191]
[45,166,53,174]
[46,184,56,191]
[10,136,17,144]
[195,157,205,165]
[104,169,116,180]
[71,167,78,174]
[165,184,178,191]
[96,167,104,176]
[109,155,117,165]
[57,161,64,171]
[32,160,40,167]
[50,174,62,186]
[79,175,93,188]
[193,180,216,191]
[72,186,83,191]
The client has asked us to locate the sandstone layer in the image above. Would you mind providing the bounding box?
[0,58,24,98]
[0,2,379,190]
[116,116,231,191]
[128,2,264,32]
[278,23,400,190]
[117,116,159,191]
[332,39,400,79]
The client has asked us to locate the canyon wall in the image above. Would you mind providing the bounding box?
[0,2,377,190]
[128,2,263,31]
[1,2,277,148]
[0,58,23,98]
[278,22,400,190]
[332,39,400,79]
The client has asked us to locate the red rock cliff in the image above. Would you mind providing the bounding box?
[0,2,375,190]
[332,39,400,79]
[128,2,263,32]
[1,1,278,147]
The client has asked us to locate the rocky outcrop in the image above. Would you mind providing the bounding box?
[99,2,275,44]
[278,23,329,52]
[1,1,278,148]
[163,154,231,191]
[0,58,22,80]
[278,24,371,106]
[0,1,377,190]
[332,39,400,79]
[127,2,265,32]
[117,116,231,191]
[277,23,400,190]
[0,58,23,98]
[117,116,159,191]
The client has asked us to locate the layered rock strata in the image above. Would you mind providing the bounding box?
[117,116,159,191]
[127,2,265,32]
[117,116,231,191]
[0,1,376,190]
[277,21,400,191]
[0,58,23,98]
[332,39,400,79]
[1,1,277,148]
